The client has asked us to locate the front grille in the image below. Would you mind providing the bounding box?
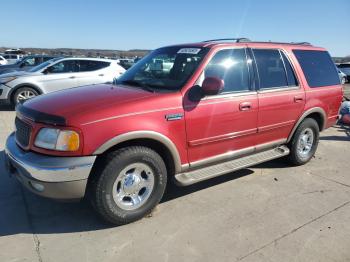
[15,117,31,148]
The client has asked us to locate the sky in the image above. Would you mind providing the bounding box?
[1,0,349,56]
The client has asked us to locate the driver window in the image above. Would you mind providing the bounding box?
[47,60,78,74]
[200,48,250,94]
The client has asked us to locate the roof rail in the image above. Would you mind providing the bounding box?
[250,41,312,46]
[202,38,251,43]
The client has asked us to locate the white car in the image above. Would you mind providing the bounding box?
[0,55,8,65]
[0,57,126,105]
[2,54,22,65]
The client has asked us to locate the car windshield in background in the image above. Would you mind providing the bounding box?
[116,46,209,91]
[29,57,62,72]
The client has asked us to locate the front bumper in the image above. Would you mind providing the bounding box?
[4,133,96,200]
[0,84,11,100]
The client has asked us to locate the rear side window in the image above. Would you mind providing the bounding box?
[253,49,288,89]
[281,52,298,86]
[78,60,110,72]
[293,50,340,87]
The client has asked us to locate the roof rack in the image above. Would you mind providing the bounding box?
[202,38,251,43]
[202,38,312,46]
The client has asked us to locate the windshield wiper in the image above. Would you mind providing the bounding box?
[120,80,155,93]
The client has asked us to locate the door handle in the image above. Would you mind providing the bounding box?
[294,96,304,103]
[98,74,104,77]
[239,102,252,111]
[69,76,76,79]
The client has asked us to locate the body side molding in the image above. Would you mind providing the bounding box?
[93,131,183,173]
[287,107,326,142]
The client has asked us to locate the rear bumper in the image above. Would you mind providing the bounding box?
[4,133,96,200]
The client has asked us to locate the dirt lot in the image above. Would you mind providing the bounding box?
[0,86,350,262]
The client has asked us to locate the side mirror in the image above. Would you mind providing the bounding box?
[202,77,224,96]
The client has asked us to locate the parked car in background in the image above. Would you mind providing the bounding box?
[4,39,342,225]
[337,63,350,83]
[0,55,8,65]
[117,58,135,69]
[0,55,58,75]
[2,54,22,65]
[337,68,347,84]
[0,57,125,105]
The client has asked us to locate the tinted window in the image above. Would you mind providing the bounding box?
[253,49,288,89]
[78,60,110,72]
[47,60,78,73]
[281,52,298,86]
[116,46,209,91]
[293,50,340,87]
[203,48,250,93]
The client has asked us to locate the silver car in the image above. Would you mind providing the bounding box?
[0,57,125,105]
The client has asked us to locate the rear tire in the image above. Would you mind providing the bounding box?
[89,146,167,225]
[287,118,319,166]
[13,87,38,105]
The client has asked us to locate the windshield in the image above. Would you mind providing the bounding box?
[116,46,209,91]
[29,57,62,72]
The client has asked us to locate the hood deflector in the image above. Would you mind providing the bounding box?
[16,103,66,126]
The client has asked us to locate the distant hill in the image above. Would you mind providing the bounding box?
[0,47,151,58]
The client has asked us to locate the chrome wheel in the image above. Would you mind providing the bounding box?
[112,163,155,211]
[297,128,314,158]
[16,90,37,103]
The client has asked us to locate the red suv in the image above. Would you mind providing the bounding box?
[5,38,343,225]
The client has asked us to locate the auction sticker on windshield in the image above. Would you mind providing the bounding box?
[177,48,201,54]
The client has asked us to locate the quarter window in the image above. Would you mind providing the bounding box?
[253,49,288,89]
[203,48,250,94]
[293,50,340,87]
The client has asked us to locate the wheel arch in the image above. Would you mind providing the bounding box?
[93,131,183,174]
[9,83,43,102]
[287,107,326,143]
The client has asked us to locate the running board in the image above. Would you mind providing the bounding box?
[175,146,290,186]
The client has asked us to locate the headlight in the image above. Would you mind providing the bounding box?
[34,128,80,151]
[0,76,16,84]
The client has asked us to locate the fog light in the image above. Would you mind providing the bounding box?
[29,181,45,192]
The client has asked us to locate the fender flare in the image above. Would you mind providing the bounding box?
[287,107,326,143]
[93,131,183,173]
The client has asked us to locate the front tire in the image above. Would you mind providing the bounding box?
[90,146,167,225]
[13,87,38,105]
[287,118,319,166]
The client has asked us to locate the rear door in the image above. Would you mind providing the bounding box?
[250,48,305,145]
[184,48,258,165]
[75,60,111,86]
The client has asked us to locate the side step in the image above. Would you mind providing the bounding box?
[175,146,290,186]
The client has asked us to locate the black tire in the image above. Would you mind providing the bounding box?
[89,146,167,225]
[12,87,39,105]
[287,118,319,166]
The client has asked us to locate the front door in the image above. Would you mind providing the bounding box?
[184,48,258,166]
[40,60,80,93]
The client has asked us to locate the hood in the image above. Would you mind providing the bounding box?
[23,84,159,125]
